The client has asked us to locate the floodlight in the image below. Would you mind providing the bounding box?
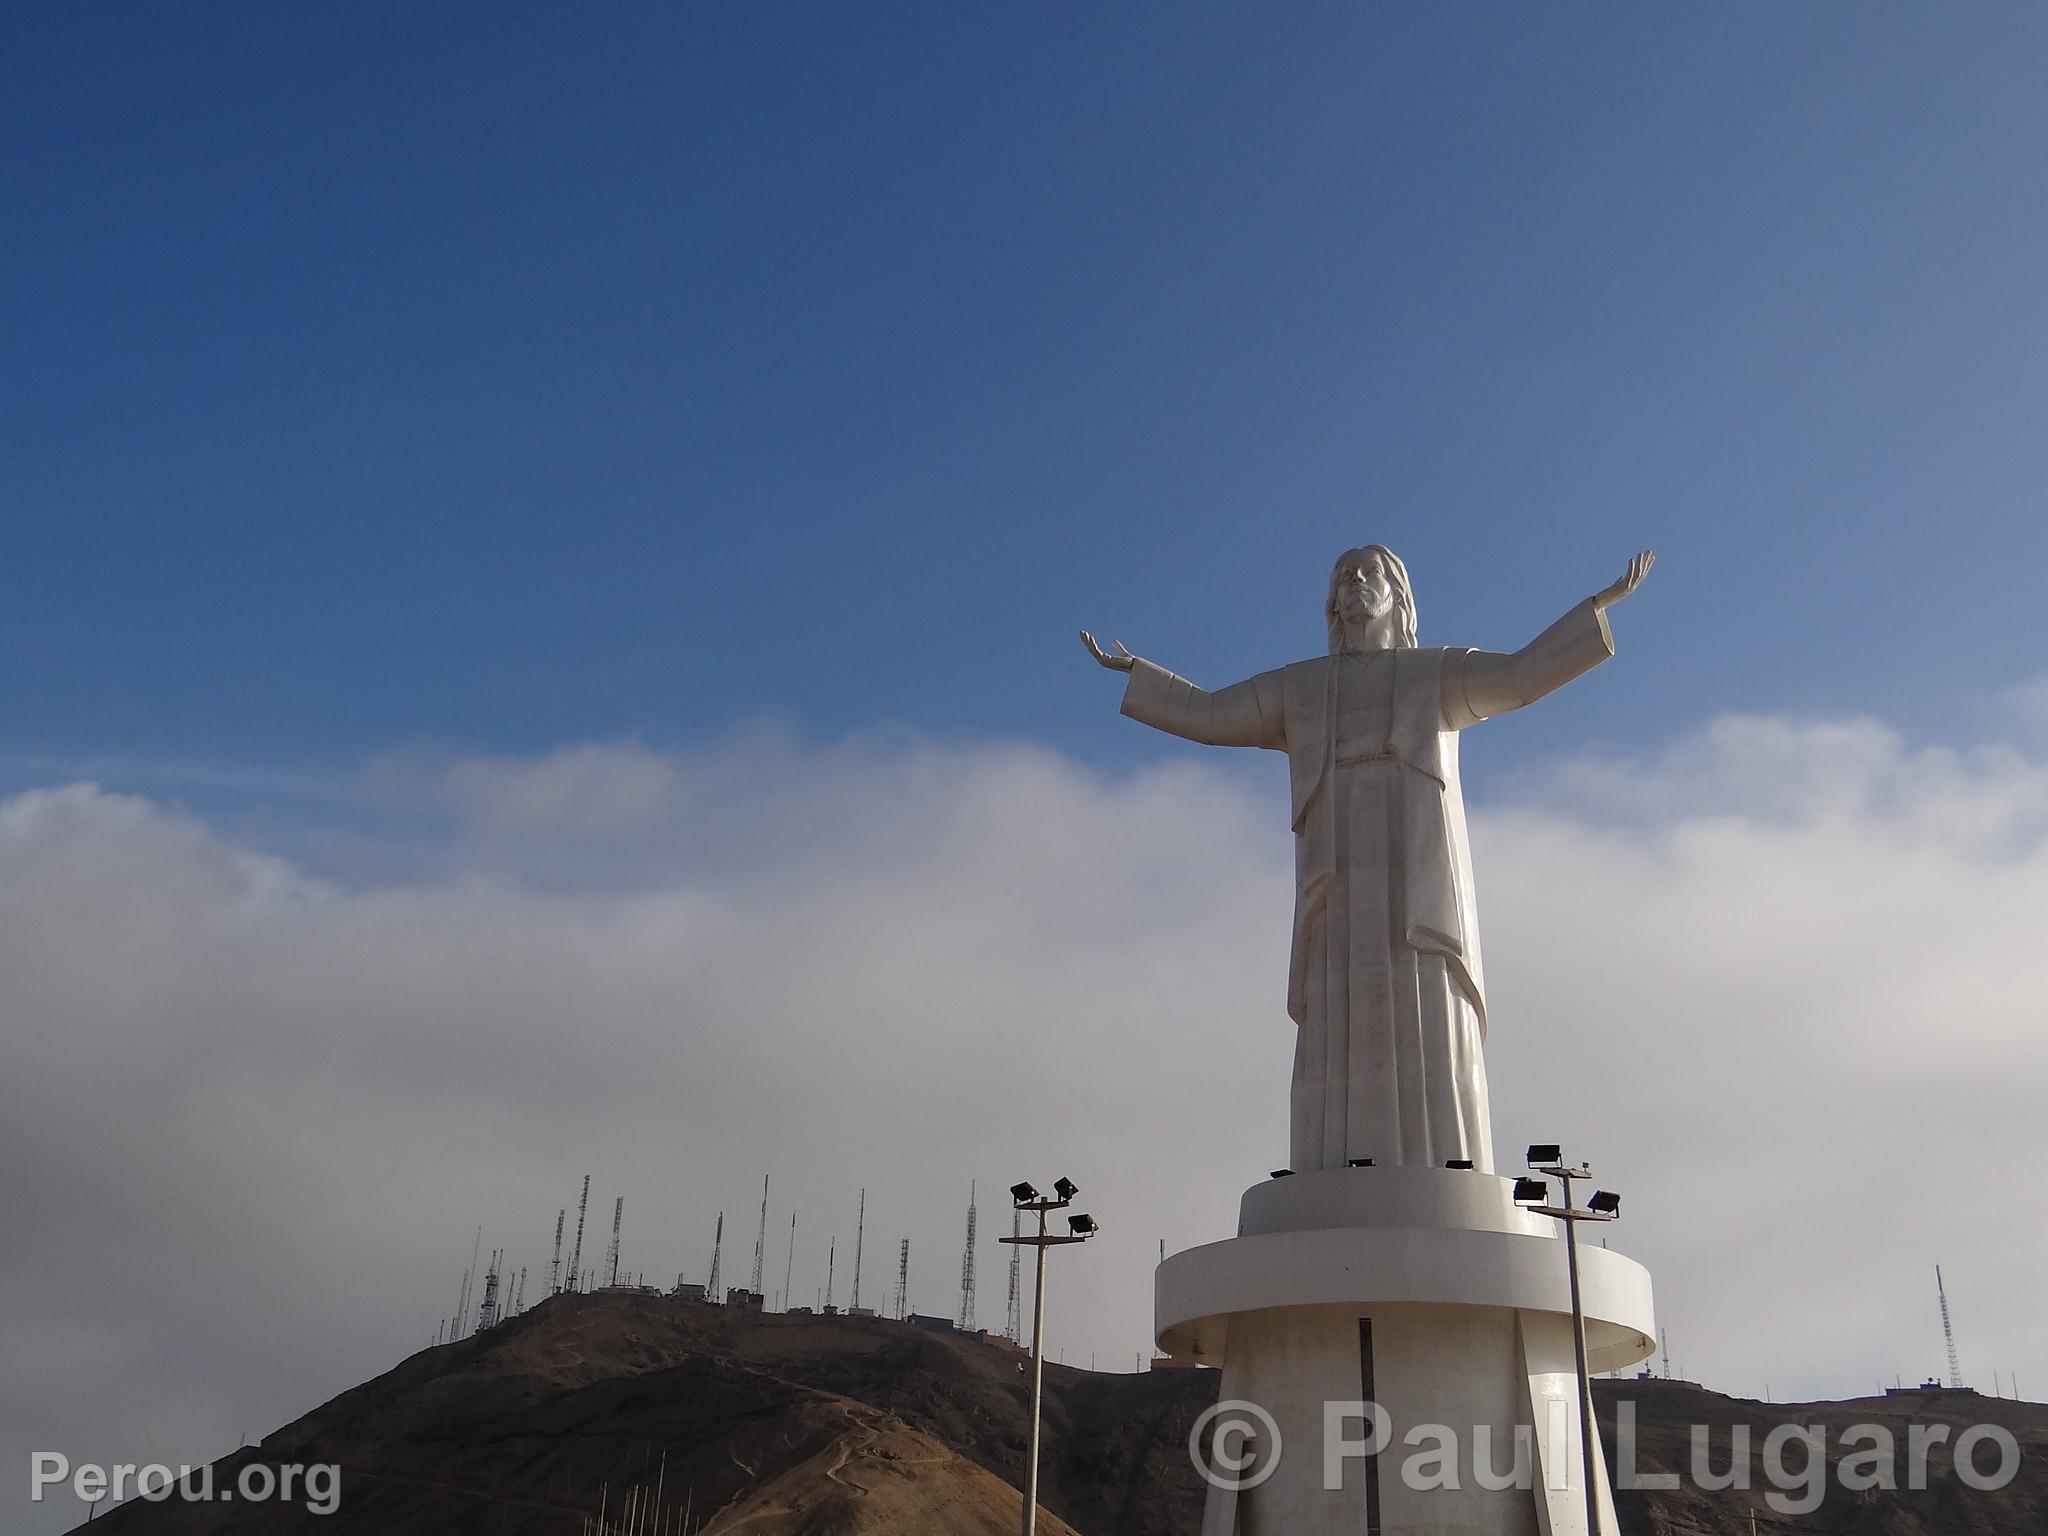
[1512,1177,1550,1205]
[1068,1214,1098,1237]
[1346,1158,1374,1169]
[1527,1144,1562,1166]
[1010,1181,1041,1205]
[1587,1190,1621,1216]
[1053,1177,1080,1202]
[1269,1168,1295,1179]
[1446,1158,1475,1170]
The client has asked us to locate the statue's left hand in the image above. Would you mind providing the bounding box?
[1080,630,1137,672]
[1593,550,1655,609]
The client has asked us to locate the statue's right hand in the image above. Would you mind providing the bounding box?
[1079,630,1136,672]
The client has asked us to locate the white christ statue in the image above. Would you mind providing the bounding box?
[1084,547,1653,1175]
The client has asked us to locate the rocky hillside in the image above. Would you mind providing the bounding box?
[75,1291,2045,1534]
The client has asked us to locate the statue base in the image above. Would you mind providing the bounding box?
[1156,1166,1656,1535]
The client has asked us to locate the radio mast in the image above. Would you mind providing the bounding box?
[1006,1208,1022,1341]
[851,1189,866,1310]
[958,1182,978,1330]
[750,1175,769,1295]
[567,1176,590,1294]
[1938,1266,1962,1388]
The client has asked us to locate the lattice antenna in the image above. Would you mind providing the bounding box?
[708,1211,724,1299]
[477,1249,503,1331]
[894,1238,910,1319]
[568,1176,591,1295]
[549,1209,565,1295]
[750,1175,769,1295]
[782,1213,796,1313]
[456,1224,482,1339]
[1006,1208,1022,1341]
[959,1181,978,1330]
[826,1237,837,1309]
[513,1267,526,1315]
[851,1189,865,1311]
[607,1197,624,1287]
[1938,1266,1962,1388]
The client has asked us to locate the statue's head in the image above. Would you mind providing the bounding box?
[1325,545,1417,653]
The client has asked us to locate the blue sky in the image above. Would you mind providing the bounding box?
[7,11,2048,1526]
[6,3,2045,792]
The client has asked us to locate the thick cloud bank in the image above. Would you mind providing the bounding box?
[4,712,2044,1528]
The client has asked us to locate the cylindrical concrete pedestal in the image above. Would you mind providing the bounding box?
[1156,1166,1655,1535]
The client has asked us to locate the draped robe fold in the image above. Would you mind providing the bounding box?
[1120,599,1614,1173]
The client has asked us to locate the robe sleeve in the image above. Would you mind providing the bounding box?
[1120,658,1287,750]
[1441,597,1616,730]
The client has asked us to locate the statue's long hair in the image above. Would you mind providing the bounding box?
[1325,545,1418,653]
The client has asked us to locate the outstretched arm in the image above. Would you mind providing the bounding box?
[1445,551,1654,728]
[1080,630,1285,749]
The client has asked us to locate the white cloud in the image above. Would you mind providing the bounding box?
[3,710,2045,1529]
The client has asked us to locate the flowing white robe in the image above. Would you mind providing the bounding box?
[1120,598,1615,1173]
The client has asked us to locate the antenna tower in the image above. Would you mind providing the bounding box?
[894,1238,910,1319]
[783,1212,796,1313]
[708,1211,725,1300]
[568,1175,591,1294]
[477,1249,503,1331]
[513,1267,526,1314]
[959,1181,978,1330]
[1938,1266,1962,1388]
[750,1175,769,1295]
[607,1197,624,1287]
[826,1238,837,1308]
[1006,1208,1022,1340]
[549,1209,565,1294]
[456,1223,482,1340]
[851,1189,866,1310]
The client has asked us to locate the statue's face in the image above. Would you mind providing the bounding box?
[1332,548,1396,626]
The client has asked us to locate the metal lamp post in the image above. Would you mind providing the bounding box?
[1517,1145,1622,1536]
[1000,1177,1097,1536]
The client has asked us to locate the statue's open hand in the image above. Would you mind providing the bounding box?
[1079,630,1136,671]
[1594,550,1655,609]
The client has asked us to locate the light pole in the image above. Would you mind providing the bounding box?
[1000,1177,1097,1536]
[1517,1144,1622,1536]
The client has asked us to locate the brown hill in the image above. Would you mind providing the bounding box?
[76,1292,1205,1535]
[73,1291,2048,1534]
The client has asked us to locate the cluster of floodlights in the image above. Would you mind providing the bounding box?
[1513,1144,1621,1217]
[1008,1177,1097,1238]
